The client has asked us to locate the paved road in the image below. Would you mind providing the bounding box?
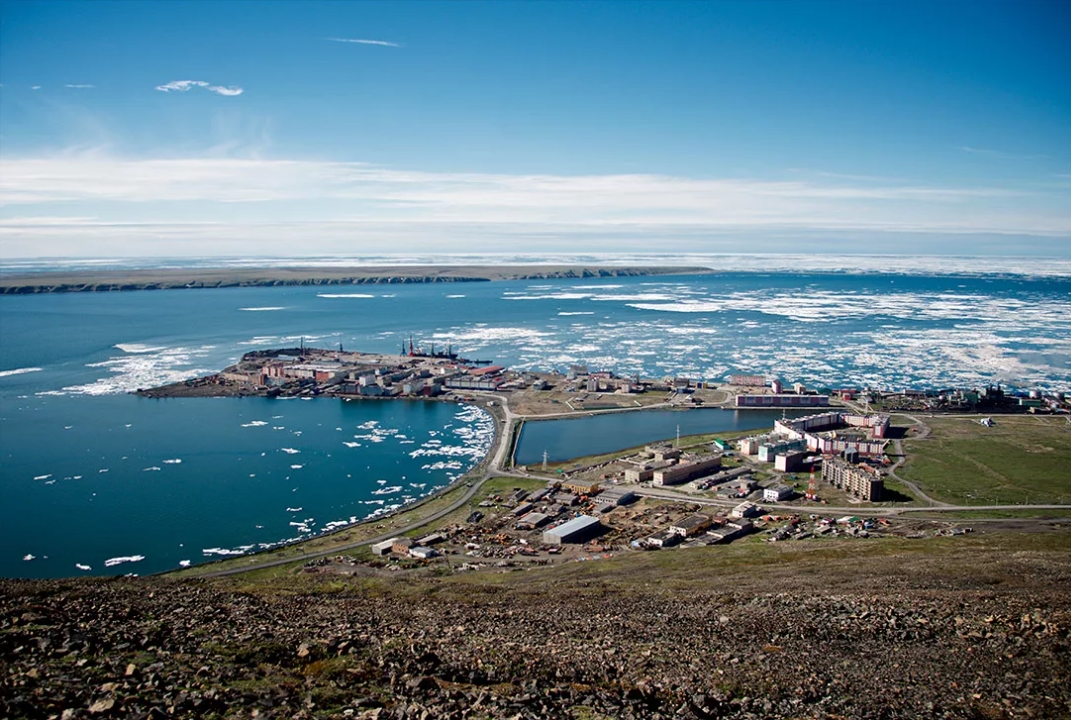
[193,394,520,579]
[185,398,1070,579]
[194,472,500,579]
[632,485,1070,517]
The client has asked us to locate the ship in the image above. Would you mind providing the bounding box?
[402,335,491,365]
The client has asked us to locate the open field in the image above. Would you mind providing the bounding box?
[898,415,1071,505]
[522,428,761,475]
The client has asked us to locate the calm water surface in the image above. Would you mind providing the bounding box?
[2,272,1068,577]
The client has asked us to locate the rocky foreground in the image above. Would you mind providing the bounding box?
[3,534,1071,720]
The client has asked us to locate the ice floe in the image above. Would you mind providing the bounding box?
[317,293,375,298]
[0,367,42,378]
[104,555,145,567]
[56,343,216,396]
[202,547,245,557]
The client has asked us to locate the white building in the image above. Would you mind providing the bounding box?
[763,484,794,502]
[731,501,761,519]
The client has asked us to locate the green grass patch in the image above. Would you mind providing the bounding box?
[530,428,763,474]
[898,415,1071,505]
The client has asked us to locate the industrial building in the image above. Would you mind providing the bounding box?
[708,520,753,543]
[652,456,722,486]
[543,515,603,545]
[561,478,601,495]
[731,501,761,519]
[728,374,767,387]
[595,487,639,506]
[646,530,682,548]
[670,515,713,537]
[822,457,884,501]
[623,460,674,483]
[516,512,551,529]
[371,538,400,556]
[646,444,681,462]
[736,394,830,408]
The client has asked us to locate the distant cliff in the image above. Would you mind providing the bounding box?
[0,265,710,294]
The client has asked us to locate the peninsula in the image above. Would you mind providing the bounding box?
[0,264,709,294]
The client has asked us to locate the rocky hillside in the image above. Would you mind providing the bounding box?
[3,533,1070,719]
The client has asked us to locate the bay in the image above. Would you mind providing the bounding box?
[1,270,1069,578]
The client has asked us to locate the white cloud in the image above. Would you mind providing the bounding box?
[31,85,42,90]
[959,146,1045,160]
[0,155,1067,257]
[155,80,243,96]
[326,37,400,47]
[65,84,95,89]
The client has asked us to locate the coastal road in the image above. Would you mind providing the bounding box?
[192,472,498,578]
[191,392,520,579]
[185,396,1070,579]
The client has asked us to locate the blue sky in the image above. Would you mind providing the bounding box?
[0,0,1068,258]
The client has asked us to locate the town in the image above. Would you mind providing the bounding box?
[142,339,1069,577]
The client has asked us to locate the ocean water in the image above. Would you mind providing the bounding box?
[2,270,1069,577]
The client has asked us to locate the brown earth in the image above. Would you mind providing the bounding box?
[3,531,1070,719]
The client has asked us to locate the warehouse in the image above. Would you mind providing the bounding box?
[595,487,639,506]
[543,515,603,545]
[652,455,722,486]
[371,538,400,556]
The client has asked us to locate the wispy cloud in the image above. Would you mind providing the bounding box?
[64,84,95,89]
[31,86,42,90]
[326,37,400,47]
[1,155,1066,245]
[155,80,243,96]
[959,146,1046,160]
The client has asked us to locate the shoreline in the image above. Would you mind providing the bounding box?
[0,264,710,294]
[157,392,510,578]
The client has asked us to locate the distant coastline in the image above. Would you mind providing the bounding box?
[0,265,710,294]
